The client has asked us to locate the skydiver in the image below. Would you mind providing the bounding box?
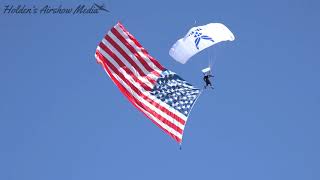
[203,74,214,89]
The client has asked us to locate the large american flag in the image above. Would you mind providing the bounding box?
[95,22,201,143]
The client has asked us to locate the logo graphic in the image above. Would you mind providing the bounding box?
[188,28,214,49]
[93,3,109,12]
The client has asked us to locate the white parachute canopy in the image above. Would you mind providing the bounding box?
[169,23,235,64]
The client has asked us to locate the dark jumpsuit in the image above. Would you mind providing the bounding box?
[203,75,213,88]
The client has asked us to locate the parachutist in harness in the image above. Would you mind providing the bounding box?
[203,74,214,89]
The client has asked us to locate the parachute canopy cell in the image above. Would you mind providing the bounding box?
[169,23,235,64]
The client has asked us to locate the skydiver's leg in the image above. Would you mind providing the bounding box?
[208,81,214,89]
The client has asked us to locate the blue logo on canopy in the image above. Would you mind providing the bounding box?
[188,28,214,49]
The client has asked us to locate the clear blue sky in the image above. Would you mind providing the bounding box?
[1,0,319,179]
